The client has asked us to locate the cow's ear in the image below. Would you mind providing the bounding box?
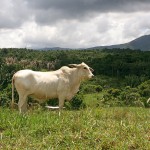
[68,64,78,68]
[90,67,94,72]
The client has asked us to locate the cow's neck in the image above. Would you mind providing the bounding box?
[69,68,82,92]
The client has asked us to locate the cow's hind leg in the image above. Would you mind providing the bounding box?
[18,93,28,113]
[58,96,65,116]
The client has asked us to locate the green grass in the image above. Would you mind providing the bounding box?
[84,93,103,107]
[0,107,149,150]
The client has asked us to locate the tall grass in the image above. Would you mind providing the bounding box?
[0,107,149,149]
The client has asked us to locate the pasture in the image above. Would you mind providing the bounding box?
[0,107,149,149]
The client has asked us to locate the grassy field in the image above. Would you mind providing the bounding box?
[0,107,149,150]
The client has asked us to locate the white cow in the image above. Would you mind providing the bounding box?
[11,62,94,113]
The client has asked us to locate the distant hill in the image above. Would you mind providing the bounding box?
[34,34,150,51]
[34,47,71,51]
[128,35,150,51]
[89,35,150,51]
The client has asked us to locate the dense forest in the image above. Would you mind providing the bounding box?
[0,48,150,108]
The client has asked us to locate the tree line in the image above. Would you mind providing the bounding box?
[0,48,150,107]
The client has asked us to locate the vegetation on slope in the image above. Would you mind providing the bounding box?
[0,48,150,108]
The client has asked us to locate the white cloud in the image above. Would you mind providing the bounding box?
[0,29,24,48]
[122,12,150,39]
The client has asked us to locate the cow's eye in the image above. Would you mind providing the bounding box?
[84,67,87,70]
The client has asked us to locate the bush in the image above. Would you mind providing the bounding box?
[141,89,150,97]
[67,93,86,110]
[124,75,142,87]
[82,84,103,94]
[46,98,59,106]
[0,84,12,107]
[138,80,150,97]
[101,86,148,107]
[107,88,121,97]
[123,92,141,106]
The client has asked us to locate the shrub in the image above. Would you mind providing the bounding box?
[124,75,141,87]
[67,93,86,110]
[141,89,150,97]
[0,84,12,107]
[82,84,103,94]
[138,80,150,97]
[107,88,121,97]
[125,92,141,105]
[46,98,59,106]
[102,86,146,107]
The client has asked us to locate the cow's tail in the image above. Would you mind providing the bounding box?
[11,76,15,109]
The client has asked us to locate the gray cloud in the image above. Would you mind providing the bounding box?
[25,0,150,25]
[26,0,150,12]
[0,0,150,48]
[0,0,31,29]
[1,0,150,28]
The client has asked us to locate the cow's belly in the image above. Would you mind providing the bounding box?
[31,90,58,101]
[66,94,74,101]
[30,83,58,101]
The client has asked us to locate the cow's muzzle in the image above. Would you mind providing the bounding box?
[89,74,94,78]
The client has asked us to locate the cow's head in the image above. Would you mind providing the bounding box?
[68,62,94,80]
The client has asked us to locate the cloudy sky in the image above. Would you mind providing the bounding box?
[0,0,150,48]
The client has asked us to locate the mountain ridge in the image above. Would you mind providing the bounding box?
[88,35,150,51]
[36,34,150,51]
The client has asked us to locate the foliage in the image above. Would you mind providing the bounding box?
[101,81,150,107]
[46,98,59,106]
[124,75,149,87]
[81,83,102,94]
[0,48,150,108]
[67,93,86,110]
[138,80,150,97]
[0,84,12,107]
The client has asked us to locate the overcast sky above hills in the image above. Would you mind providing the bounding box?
[0,0,150,48]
